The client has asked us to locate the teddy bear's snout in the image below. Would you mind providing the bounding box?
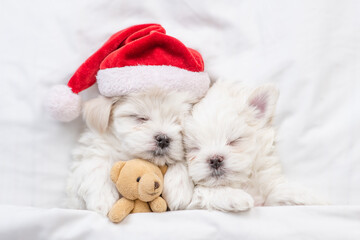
[138,173,163,202]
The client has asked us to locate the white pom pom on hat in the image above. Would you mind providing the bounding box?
[45,23,210,122]
[45,85,82,122]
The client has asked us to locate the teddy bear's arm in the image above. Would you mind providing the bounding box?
[108,198,135,223]
[149,196,167,212]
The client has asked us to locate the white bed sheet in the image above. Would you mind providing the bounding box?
[0,205,359,240]
[0,0,359,239]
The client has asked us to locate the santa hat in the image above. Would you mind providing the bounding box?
[46,23,210,122]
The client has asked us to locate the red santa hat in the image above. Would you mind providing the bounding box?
[46,23,210,122]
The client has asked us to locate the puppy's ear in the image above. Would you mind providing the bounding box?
[178,92,201,119]
[110,161,126,183]
[82,96,118,133]
[182,92,201,106]
[159,165,168,176]
[247,84,279,126]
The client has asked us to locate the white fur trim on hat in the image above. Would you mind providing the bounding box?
[45,85,82,122]
[96,65,210,98]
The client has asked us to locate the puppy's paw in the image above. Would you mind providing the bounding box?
[86,186,119,216]
[163,162,194,210]
[186,190,206,210]
[269,194,328,206]
[213,189,254,212]
[265,184,328,206]
[164,184,193,210]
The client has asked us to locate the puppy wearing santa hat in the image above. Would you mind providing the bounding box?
[46,24,210,215]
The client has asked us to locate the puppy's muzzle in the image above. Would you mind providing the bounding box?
[208,155,224,169]
[155,134,171,149]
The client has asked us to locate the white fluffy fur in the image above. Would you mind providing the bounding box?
[184,80,326,212]
[66,88,194,215]
[45,85,81,122]
[97,65,210,99]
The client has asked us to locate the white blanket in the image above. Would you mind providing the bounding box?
[0,205,359,240]
[0,0,359,239]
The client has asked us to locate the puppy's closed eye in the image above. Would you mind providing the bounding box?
[227,137,243,146]
[189,156,196,162]
[188,146,200,152]
[129,114,149,123]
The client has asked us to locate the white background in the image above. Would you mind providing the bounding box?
[0,0,359,239]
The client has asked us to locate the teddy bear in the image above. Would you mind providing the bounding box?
[108,158,168,223]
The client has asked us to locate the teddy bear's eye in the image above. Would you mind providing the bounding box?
[136,177,141,182]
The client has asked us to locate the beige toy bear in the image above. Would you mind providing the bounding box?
[108,158,168,223]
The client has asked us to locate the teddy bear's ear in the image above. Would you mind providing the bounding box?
[159,165,167,176]
[110,161,126,183]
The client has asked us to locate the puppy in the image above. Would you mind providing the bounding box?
[66,88,194,215]
[184,81,325,212]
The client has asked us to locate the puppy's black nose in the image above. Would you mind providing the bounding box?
[154,181,160,189]
[155,134,170,149]
[209,155,224,169]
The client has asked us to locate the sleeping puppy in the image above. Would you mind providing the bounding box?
[184,81,325,212]
[66,88,194,215]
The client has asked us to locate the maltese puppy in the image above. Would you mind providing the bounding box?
[66,88,194,215]
[184,81,325,212]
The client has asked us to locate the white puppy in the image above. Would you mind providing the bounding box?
[184,81,325,212]
[66,88,194,215]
